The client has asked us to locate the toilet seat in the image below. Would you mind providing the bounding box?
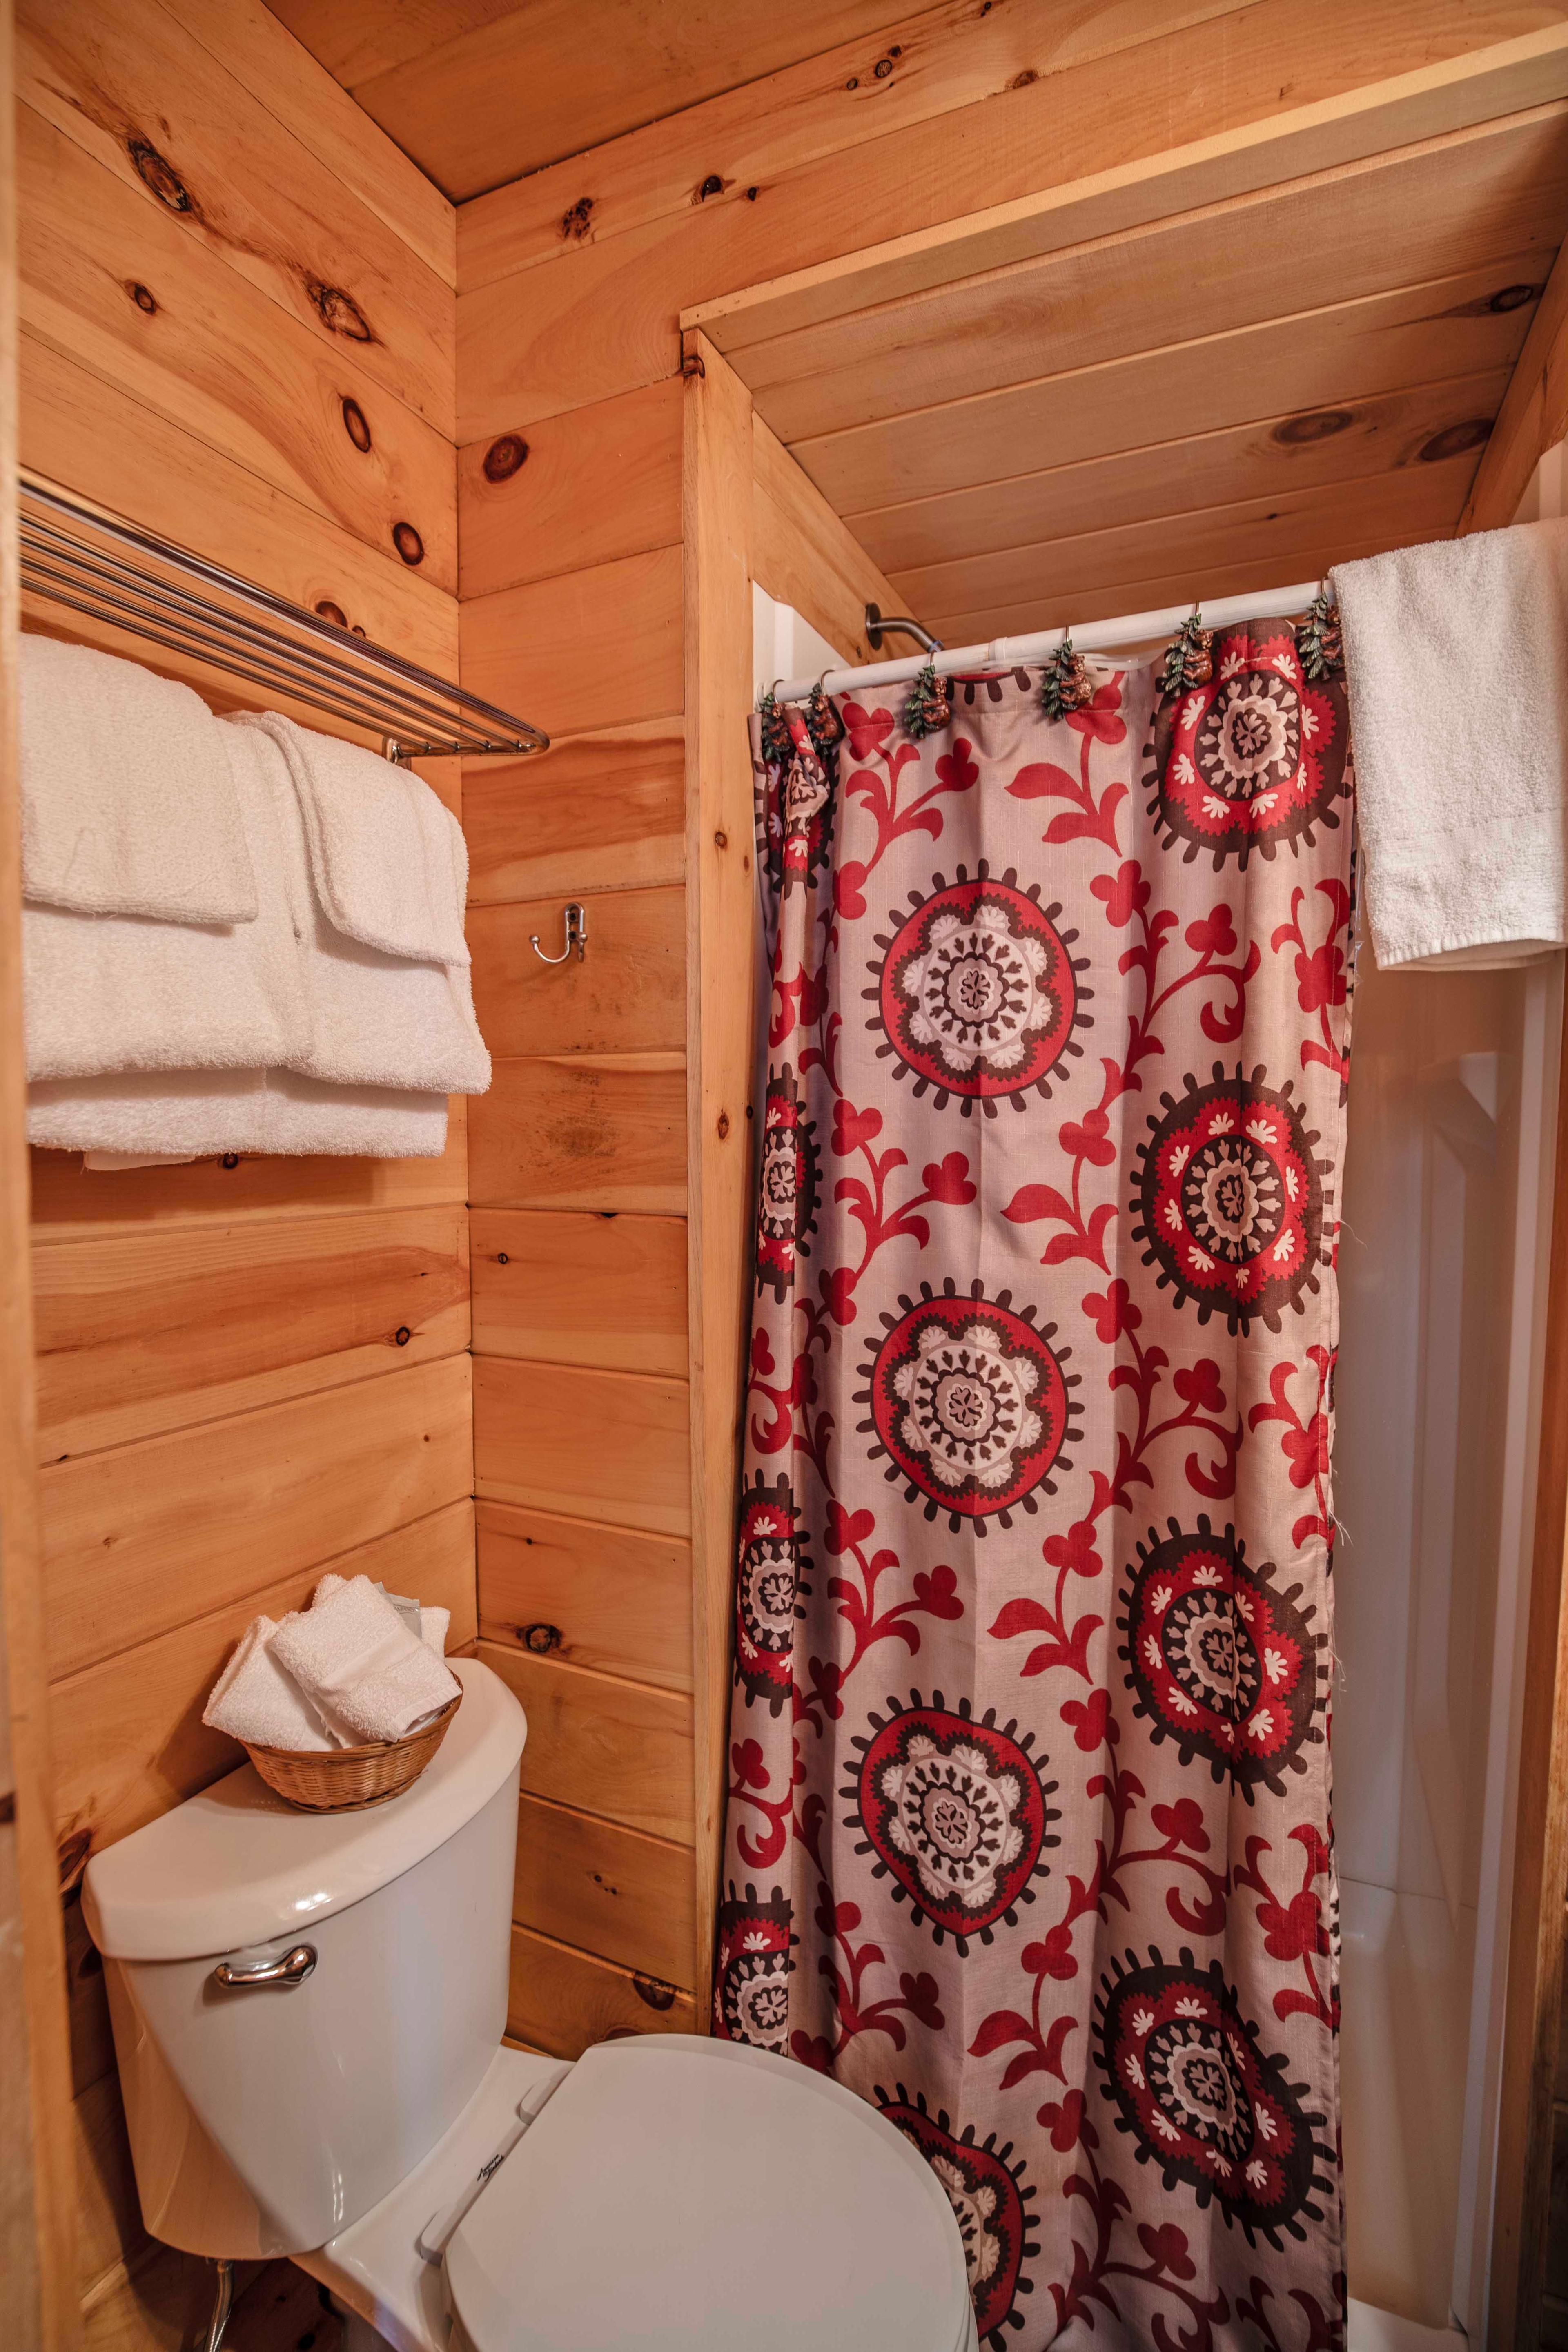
[444,2035,974,2352]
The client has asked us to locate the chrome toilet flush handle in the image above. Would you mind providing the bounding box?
[530,901,587,964]
[212,1944,316,1991]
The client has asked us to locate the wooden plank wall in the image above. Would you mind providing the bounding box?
[13,4,469,2339]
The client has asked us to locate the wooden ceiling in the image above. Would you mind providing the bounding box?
[685,32,1568,643]
[265,0,911,199]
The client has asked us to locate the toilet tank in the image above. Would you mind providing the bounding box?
[82,1657,526,2260]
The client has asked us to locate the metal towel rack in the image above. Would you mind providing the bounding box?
[19,473,550,763]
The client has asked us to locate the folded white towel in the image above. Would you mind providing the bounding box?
[223,719,490,1097]
[28,1068,450,1159]
[202,1615,337,1752]
[1333,521,1568,968]
[22,725,313,1081]
[21,634,257,925]
[270,1574,459,1745]
[233,710,471,966]
[420,1606,450,1657]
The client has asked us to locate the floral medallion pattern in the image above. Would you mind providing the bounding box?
[860,1286,1080,1530]
[1131,1065,1328,1335]
[723,649,1352,2350]
[1119,1518,1324,1798]
[844,1695,1059,1948]
[877,2090,1040,2345]
[1093,1950,1334,2245]
[1148,621,1351,869]
[869,866,1091,1113]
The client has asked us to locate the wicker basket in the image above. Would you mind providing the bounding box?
[245,1690,462,1813]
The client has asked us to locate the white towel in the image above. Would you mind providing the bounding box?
[28,1068,450,1159]
[270,1574,459,1745]
[22,727,313,1081]
[20,633,257,925]
[1332,522,1568,968]
[224,720,490,1097]
[233,710,471,965]
[202,1616,337,1752]
[420,1607,450,1657]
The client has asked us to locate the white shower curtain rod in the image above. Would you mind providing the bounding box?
[773,576,1334,703]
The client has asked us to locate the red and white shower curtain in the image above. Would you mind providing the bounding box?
[717,631,1355,2351]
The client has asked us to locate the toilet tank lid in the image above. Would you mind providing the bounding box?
[82,1659,526,1962]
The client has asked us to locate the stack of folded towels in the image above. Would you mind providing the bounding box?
[203,1572,461,1751]
[20,633,490,1162]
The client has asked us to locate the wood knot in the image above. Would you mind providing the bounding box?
[874,52,897,76]
[1008,66,1038,89]
[1273,409,1353,447]
[716,1109,731,1139]
[125,280,158,314]
[483,433,529,483]
[314,600,348,629]
[341,396,372,452]
[695,172,724,202]
[714,828,728,849]
[308,281,374,343]
[394,1325,412,1346]
[1419,418,1493,464]
[560,195,594,242]
[633,1973,677,2011]
[496,1250,509,1264]
[128,137,191,211]
[522,1623,562,1654]
[392,521,425,566]
[221,1153,240,1169]
[1490,283,1540,313]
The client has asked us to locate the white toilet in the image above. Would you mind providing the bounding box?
[82,1656,977,2352]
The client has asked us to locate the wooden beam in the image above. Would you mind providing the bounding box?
[752,412,901,663]
[684,27,1568,352]
[1460,235,1568,530]
[682,334,756,2027]
[0,0,78,2326]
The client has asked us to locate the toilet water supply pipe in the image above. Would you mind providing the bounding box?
[771,577,1335,704]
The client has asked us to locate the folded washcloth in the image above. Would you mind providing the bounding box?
[270,1573,459,1745]
[22,722,313,1081]
[1332,521,1568,968]
[28,1068,450,1159]
[224,722,489,1097]
[21,633,257,925]
[202,1615,337,1752]
[233,710,471,966]
[420,1607,450,1657]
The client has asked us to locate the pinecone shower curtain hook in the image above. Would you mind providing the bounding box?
[1040,625,1091,720]
[1297,581,1344,680]
[1159,602,1214,697]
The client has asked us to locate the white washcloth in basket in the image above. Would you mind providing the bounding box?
[202,1616,337,1752]
[270,1574,459,1745]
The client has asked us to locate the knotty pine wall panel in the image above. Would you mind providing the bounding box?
[457,372,702,2030]
[19,8,463,2335]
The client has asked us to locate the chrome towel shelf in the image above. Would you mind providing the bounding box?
[19,473,549,763]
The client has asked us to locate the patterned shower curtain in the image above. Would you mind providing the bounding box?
[715,627,1355,2352]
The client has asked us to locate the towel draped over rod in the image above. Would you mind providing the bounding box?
[17,472,549,763]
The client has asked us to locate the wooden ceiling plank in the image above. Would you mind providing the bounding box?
[160,0,456,286]
[17,0,455,437]
[853,375,1510,577]
[920,526,1438,642]
[685,24,1568,350]
[1461,234,1568,528]
[264,1,520,93]
[801,258,1546,513]
[350,0,917,201]
[455,0,1557,431]
[456,0,1255,289]
[745,106,1568,445]
[895,459,1473,637]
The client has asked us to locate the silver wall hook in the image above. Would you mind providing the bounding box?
[530,901,587,964]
